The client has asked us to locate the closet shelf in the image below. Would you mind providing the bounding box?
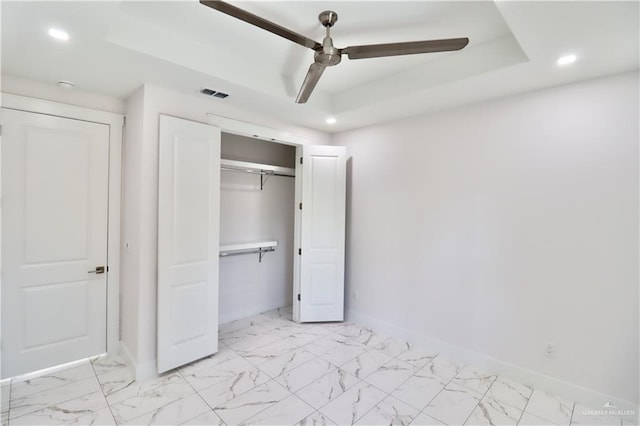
[220,159,295,177]
[220,159,295,190]
[219,240,278,263]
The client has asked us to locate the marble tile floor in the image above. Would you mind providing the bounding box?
[1,306,635,426]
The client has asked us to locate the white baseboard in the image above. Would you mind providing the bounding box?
[219,300,291,325]
[119,341,157,382]
[346,307,638,414]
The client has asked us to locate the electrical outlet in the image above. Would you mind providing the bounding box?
[545,342,555,358]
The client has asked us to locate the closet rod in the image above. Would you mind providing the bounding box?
[220,167,294,178]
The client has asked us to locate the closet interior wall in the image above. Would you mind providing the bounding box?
[219,133,296,323]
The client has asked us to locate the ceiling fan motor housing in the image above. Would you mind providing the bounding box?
[315,37,341,66]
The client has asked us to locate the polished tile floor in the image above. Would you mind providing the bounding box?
[1,306,635,425]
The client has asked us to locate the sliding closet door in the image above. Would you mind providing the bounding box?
[299,145,347,322]
[157,115,221,373]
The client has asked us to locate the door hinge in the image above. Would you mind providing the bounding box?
[300,157,303,165]
[298,248,302,255]
[299,202,302,210]
[297,294,301,301]
[123,116,126,127]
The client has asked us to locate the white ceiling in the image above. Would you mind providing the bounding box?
[2,1,638,133]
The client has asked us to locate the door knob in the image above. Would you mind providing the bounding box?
[88,266,106,274]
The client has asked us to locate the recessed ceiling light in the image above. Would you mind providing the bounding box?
[48,28,69,41]
[557,54,577,66]
[326,117,337,125]
[57,80,75,89]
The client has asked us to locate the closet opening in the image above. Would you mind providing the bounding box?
[218,133,297,324]
[157,115,345,373]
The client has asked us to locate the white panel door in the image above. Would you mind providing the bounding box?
[157,115,220,373]
[299,145,346,322]
[1,108,109,378]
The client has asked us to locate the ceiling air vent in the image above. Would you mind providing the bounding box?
[200,88,229,99]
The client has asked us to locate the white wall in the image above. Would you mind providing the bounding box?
[121,84,329,378]
[120,86,144,362]
[1,75,125,114]
[219,134,296,323]
[333,71,639,406]
[221,133,296,167]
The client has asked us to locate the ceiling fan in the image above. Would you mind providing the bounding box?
[200,1,469,104]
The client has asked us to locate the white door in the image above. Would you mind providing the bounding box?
[299,145,347,322]
[1,108,109,378]
[157,115,220,373]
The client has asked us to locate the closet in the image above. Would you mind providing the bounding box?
[156,114,347,373]
[218,133,296,324]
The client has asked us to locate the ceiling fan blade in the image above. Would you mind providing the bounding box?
[343,37,469,60]
[295,63,326,104]
[200,1,322,50]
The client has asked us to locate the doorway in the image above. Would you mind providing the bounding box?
[218,133,297,323]
[1,96,122,378]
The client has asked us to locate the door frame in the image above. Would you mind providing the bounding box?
[206,114,306,322]
[1,93,123,364]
